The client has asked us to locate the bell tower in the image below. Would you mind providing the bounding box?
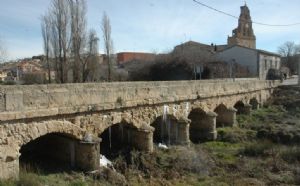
[227,3,256,49]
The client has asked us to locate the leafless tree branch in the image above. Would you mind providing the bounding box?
[101,12,114,81]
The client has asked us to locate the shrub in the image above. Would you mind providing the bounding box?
[0,180,16,186]
[172,146,211,176]
[89,167,127,186]
[202,141,241,165]
[241,141,274,157]
[292,133,300,144]
[70,181,89,186]
[149,60,194,81]
[3,80,16,85]
[18,172,41,186]
[294,168,300,185]
[256,125,300,145]
[217,127,256,143]
[113,155,128,174]
[257,128,269,139]
[281,147,300,163]
[128,150,158,175]
[276,131,293,144]
[116,97,123,106]
[22,73,45,85]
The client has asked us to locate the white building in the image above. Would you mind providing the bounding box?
[216,45,281,80]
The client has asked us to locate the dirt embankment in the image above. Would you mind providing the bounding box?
[271,85,300,111]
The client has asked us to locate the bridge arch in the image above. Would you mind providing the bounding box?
[17,120,100,175]
[99,120,153,159]
[234,100,251,115]
[100,121,136,158]
[188,108,217,143]
[19,132,82,173]
[214,104,237,127]
[151,113,184,145]
[18,120,85,147]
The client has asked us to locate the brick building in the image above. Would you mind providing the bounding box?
[117,52,156,64]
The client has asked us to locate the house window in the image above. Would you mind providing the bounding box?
[264,59,267,69]
[270,60,273,68]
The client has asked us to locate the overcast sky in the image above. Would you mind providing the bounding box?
[0,0,299,60]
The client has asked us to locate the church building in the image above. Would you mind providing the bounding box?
[217,4,281,80]
[170,3,281,80]
[227,3,256,49]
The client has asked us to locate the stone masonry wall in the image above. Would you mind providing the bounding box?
[0,80,279,179]
[0,80,278,122]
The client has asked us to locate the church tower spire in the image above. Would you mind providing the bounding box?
[227,4,256,49]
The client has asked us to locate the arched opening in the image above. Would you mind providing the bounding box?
[249,98,259,110]
[234,100,252,115]
[151,115,180,145]
[214,104,235,127]
[215,104,227,127]
[234,101,245,114]
[20,133,79,174]
[100,122,139,159]
[188,108,217,143]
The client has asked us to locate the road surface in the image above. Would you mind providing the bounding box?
[281,75,298,86]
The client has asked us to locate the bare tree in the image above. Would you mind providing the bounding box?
[50,0,70,83]
[87,29,99,55]
[278,41,300,74]
[41,14,52,83]
[69,0,87,83]
[49,17,60,83]
[278,41,299,57]
[0,37,7,63]
[101,12,114,81]
[42,0,101,83]
[84,29,99,81]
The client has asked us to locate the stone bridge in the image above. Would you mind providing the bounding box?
[0,80,279,178]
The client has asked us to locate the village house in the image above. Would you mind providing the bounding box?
[216,3,281,79]
[216,45,281,79]
[0,70,9,81]
[170,3,281,80]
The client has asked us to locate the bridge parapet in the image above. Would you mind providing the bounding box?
[0,80,279,122]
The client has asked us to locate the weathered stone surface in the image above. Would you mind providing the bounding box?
[0,80,278,121]
[0,80,279,179]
